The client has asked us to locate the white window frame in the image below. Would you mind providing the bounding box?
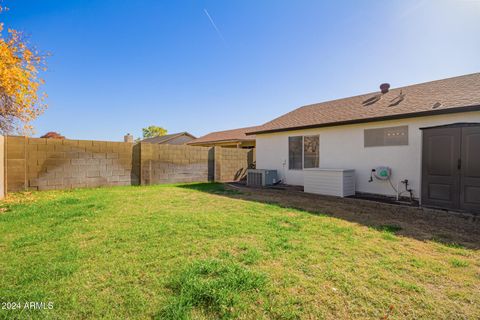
[288,136,303,170]
[288,135,320,170]
[303,135,320,169]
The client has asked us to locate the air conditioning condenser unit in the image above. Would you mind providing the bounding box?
[247,169,278,187]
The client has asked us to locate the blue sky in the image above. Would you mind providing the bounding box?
[3,0,480,140]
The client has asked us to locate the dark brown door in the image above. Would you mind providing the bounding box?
[460,126,480,213]
[422,127,461,210]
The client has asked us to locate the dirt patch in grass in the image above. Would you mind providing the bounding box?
[221,184,480,249]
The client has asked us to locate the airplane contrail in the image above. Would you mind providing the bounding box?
[203,8,226,44]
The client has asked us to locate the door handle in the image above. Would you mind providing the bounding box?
[457,158,461,170]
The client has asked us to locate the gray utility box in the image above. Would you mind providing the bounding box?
[247,169,278,187]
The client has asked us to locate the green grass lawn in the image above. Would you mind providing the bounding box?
[0,184,479,319]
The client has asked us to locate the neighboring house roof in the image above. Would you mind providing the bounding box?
[247,73,480,135]
[40,132,65,139]
[188,126,258,145]
[141,132,196,144]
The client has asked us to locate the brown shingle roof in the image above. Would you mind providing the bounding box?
[188,126,258,145]
[141,132,196,144]
[247,73,480,135]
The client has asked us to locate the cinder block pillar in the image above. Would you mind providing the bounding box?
[131,143,141,186]
[139,143,152,185]
[214,146,222,182]
[0,136,4,199]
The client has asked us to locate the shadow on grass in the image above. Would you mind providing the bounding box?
[179,183,480,250]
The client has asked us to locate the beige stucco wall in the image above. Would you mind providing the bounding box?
[255,111,480,199]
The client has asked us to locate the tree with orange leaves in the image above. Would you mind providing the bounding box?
[0,2,47,134]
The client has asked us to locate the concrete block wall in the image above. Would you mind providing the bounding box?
[2,136,254,194]
[215,147,254,182]
[140,143,214,184]
[5,136,137,192]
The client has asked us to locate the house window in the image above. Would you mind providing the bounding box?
[288,135,320,170]
[304,135,319,168]
[288,136,303,170]
[364,126,408,147]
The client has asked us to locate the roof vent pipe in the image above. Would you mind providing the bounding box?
[380,83,390,94]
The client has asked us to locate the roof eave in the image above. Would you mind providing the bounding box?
[188,138,256,145]
[182,132,197,139]
[246,105,480,135]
